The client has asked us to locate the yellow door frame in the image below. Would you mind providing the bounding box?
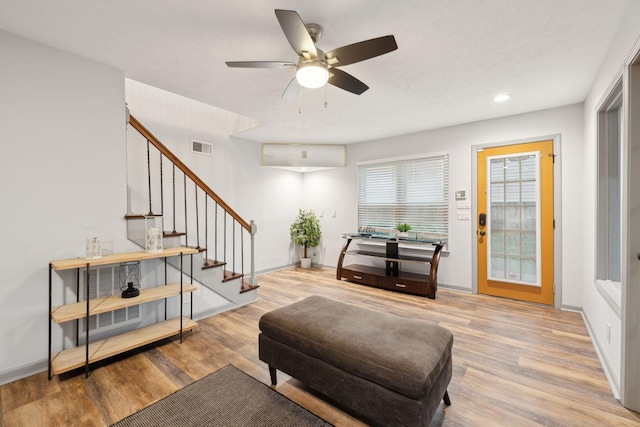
[474,138,556,306]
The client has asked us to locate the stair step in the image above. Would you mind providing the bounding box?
[203,259,226,269]
[240,280,259,293]
[164,231,186,238]
[124,214,163,219]
[222,270,243,282]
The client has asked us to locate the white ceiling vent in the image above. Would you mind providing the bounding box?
[191,140,213,155]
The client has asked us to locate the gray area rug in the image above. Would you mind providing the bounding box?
[111,365,332,427]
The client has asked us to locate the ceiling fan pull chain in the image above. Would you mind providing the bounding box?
[298,85,302,114]
[324,84,328,109]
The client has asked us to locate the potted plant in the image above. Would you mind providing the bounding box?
[290,209,322,268]
[396,223,411,238]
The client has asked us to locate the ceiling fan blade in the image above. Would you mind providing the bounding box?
[325,35,397,67]
[226,61,295,68]
[282,78,302,100]
[275,9,317,58]
[327,68,369,95]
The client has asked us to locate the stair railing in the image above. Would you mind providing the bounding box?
[127,114,258,290]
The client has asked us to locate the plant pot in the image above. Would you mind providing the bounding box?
[300,257,312,268]
[398,232,408,238]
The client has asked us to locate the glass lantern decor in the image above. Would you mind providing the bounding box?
[145,216,163,253]
[119,261,141,298]
[84,226,102,259]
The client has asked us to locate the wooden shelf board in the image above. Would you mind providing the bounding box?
[51,317,197,375]
[342,264,430,281]
[50,247,199,271]
[51,283,197,323]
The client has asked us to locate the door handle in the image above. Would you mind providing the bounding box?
[479,230,486,236]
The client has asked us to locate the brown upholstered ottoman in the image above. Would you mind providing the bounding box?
[259,295,453,426]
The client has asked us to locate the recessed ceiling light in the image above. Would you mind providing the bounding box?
[493,93,512,102]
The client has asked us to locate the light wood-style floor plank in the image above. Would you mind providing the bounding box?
[1,267,639,426]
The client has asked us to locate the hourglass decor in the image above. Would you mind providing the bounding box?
[145,216,163,253]
[119,261,141,298]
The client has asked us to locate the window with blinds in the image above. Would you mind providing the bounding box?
[357,153,449,239]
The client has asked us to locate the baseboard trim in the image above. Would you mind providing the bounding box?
[0,359,48,387]
[582,309,620,399]
[256,264,297,275]
[438,283,472,293]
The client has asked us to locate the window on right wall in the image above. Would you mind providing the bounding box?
[357,153,449,240]
[596,78,623,310]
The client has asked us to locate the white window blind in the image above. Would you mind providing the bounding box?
[357,154,449,238]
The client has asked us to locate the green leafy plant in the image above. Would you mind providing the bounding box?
[396,223,412,232]
[290,209,322,258]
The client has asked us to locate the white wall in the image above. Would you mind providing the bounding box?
[305,104,584,306]
[582,1,640,397]
[0,31,127,383]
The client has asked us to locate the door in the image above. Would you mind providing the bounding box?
[477,140,554,305]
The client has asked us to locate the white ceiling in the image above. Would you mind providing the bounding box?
[0,1,632,144]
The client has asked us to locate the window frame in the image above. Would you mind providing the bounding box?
[596,77,623,312]
[356,152,449,241]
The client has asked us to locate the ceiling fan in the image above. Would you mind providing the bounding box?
[225,9,398,98]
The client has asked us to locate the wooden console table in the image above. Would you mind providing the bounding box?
[337,233,444,299]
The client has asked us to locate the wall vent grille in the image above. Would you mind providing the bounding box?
[192,140,213,155]
[80,266,141,335]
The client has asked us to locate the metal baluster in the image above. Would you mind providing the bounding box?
[146,139,152,215]
[224,211,227,278]
[232,220,236,276]
[214,203,218,262]
[159,152,164,230]
[172,164,176,234]
[184,174,188,247]
[195,183,200,249]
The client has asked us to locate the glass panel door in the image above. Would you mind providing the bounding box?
[487,152,541,287]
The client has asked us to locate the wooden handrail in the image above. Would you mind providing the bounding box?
[129,115,251,231]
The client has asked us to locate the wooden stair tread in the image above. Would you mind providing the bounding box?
[51,283,197,323]
[50,247,198,271]
[124,214,163,219]
[240,280,259,293]
[164,231,186,238]
[51,317,197,375]
[222,270,243,282]
[203,259,225,269]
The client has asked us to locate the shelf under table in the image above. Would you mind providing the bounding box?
[346,249,433,263]
[51,283,197,323]
[50,316,197,375]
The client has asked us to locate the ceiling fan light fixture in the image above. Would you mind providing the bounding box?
[296,61,329,89]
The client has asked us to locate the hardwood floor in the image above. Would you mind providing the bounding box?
[2,267,639,426]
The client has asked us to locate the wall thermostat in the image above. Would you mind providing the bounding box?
[455,190,466,200]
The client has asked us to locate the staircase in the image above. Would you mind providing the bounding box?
[125,114,258,312]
